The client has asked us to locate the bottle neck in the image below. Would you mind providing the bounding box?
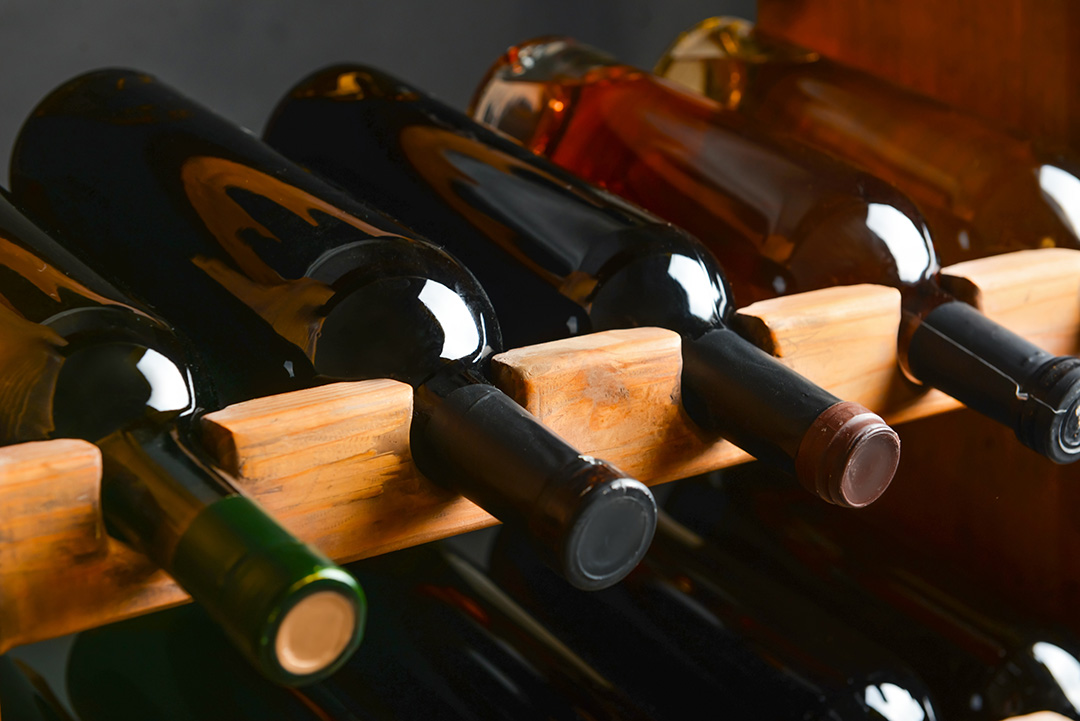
[412,364,655,590]
[681,328,898,507]
[906,300,1080,462]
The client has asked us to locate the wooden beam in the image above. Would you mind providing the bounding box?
[0,249,1077,652]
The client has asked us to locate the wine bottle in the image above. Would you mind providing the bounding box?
[0,193,364,685]
[656,17,1080,266]
[262,65,901,508]
[9,69,656,590]
[470,39,1080,464]
[666,464,1080,720]
[67,543,655,721]
[0,656,74,721]
[490,517,943,721]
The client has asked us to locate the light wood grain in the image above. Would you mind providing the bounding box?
[736,283,960,425]
[940,248,1080,357]
[492,327,753,484]
[0,440,185,654]
[201,379,495,564]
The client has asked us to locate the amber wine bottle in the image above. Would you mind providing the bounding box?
[656,17,1080,266]
[0,194,365,685]
[10,69,656,590]
[0,656,74,721]
[471,39,1080,464]
[263,65,900,508]
[667,465,1080,720]
[66,544,655,721]
[490,518,943,721]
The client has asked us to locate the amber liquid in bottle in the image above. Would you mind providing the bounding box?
[472,38,1080,464]
[656,17,1080,266]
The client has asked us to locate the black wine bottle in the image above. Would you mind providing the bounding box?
[667,464,1080,720]
[469,38,1080,464]
[0,656,74,721]
[261,65,901,508]
[0,193,364,685]
[67,543,656,721]
[490,517,943,721]
[9,69,655,590]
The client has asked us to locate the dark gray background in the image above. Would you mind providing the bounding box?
[0,0,754,175]
[3,0,755,709]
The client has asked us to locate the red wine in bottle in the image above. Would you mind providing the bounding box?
[471,38,1080,464]
[262,65,901,508]
[0,656,73,721]
[667,464,1080,720]
[0,193,365,685]
[491,518,943,721]
[10,69,655,590]
[656,17,1080,267]
[66,543,656,721]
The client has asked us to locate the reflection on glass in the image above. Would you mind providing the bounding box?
[1033,642,1080,713]
[136,348,193,414]
[667,254,723,322]
[865,203,934,284]
[865,682,931,721]
[417,279,482,361]
[1038,166,1080,240]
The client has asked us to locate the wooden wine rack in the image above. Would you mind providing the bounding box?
[754,0,1080,635]
[0,249,1078,654]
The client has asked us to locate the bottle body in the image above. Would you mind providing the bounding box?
[264,64,902,508]
[0,194,365,684]
[11,68,656,589]
[666,464,1080,720]
[471,38,1080,464]
[656,17,1080,266]
[67,543,654,721]
[491,518,942,721]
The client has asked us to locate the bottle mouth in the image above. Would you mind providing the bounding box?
[274,584,360,677]
[559,474,657,590]
[1018,356,1080,464]
[795,401,901,508]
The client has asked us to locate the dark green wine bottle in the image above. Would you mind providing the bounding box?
[667,464,1080,720]
[262,64,901,508]
[10,69,655,590]
[0,193,363,685]
[0,656,74,721]
[490,517,943,720]
[67,543,656,721]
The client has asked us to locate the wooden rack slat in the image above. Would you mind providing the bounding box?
[0,248,1077,652]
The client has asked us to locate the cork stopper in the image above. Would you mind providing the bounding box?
[795,401,900,508]
[275,590,359,676]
